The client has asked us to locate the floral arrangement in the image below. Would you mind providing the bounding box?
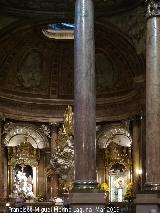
[50,137,74,176]
[37,193,44,202]
[124,182,134,201]
[98,182,109,201]
[98,182,109,192]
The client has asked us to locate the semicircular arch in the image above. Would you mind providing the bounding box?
[3,122,49,149]
[97,122,132,148]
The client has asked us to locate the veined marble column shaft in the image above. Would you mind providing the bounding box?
[145,0,160,190]
[74,0,97,189]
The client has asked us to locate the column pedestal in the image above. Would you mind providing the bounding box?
[135,194,160,213]
[70,192,106,213]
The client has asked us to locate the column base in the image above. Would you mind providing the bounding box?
[144,183,160,191]
[73,180,98,190]
[69,192,106,213]
[135,193,160,213]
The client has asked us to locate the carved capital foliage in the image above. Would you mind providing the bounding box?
[49,123,58,134]
[0,118,4,129]
[3,122,14,135]
[40,124,51,138]
[146,0,160,17]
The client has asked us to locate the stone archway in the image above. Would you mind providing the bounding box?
[3,122,49,199]
[3,122,49,149]
[97,122,132,149]
[96,122,132,202]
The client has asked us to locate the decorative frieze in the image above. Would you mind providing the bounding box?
[40,124,51,138]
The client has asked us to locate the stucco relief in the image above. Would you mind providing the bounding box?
[0,22,141,99]
[17,51,42,90]
[0,28,52,96]
[95,52,115,92]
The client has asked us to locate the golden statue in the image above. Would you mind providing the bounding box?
[56,105,73,148]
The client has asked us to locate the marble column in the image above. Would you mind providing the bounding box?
[145,0,160,190]
[134,2,160,212]
[74,0,97,189]
[38,150,45,195]
[0,120,8,198]
[2,145,8,198]
[96,149,105,184]
[50,124,58,197]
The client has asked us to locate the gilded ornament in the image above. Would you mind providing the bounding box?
[40,124,51,138]
[124,182,134,201]
[8,136,40,167]
[105,142,131,171]
[50,105,74,193]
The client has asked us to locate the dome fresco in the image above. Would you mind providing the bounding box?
[0,1,145,121]
[0,23,141,101]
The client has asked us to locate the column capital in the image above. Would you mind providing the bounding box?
[49,123,59,134]
[146,0,160,18]
[0,117,5,127]
[1,144,6,151]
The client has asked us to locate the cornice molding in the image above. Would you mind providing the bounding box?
[0,88,140,106]
[0,88,144,123]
